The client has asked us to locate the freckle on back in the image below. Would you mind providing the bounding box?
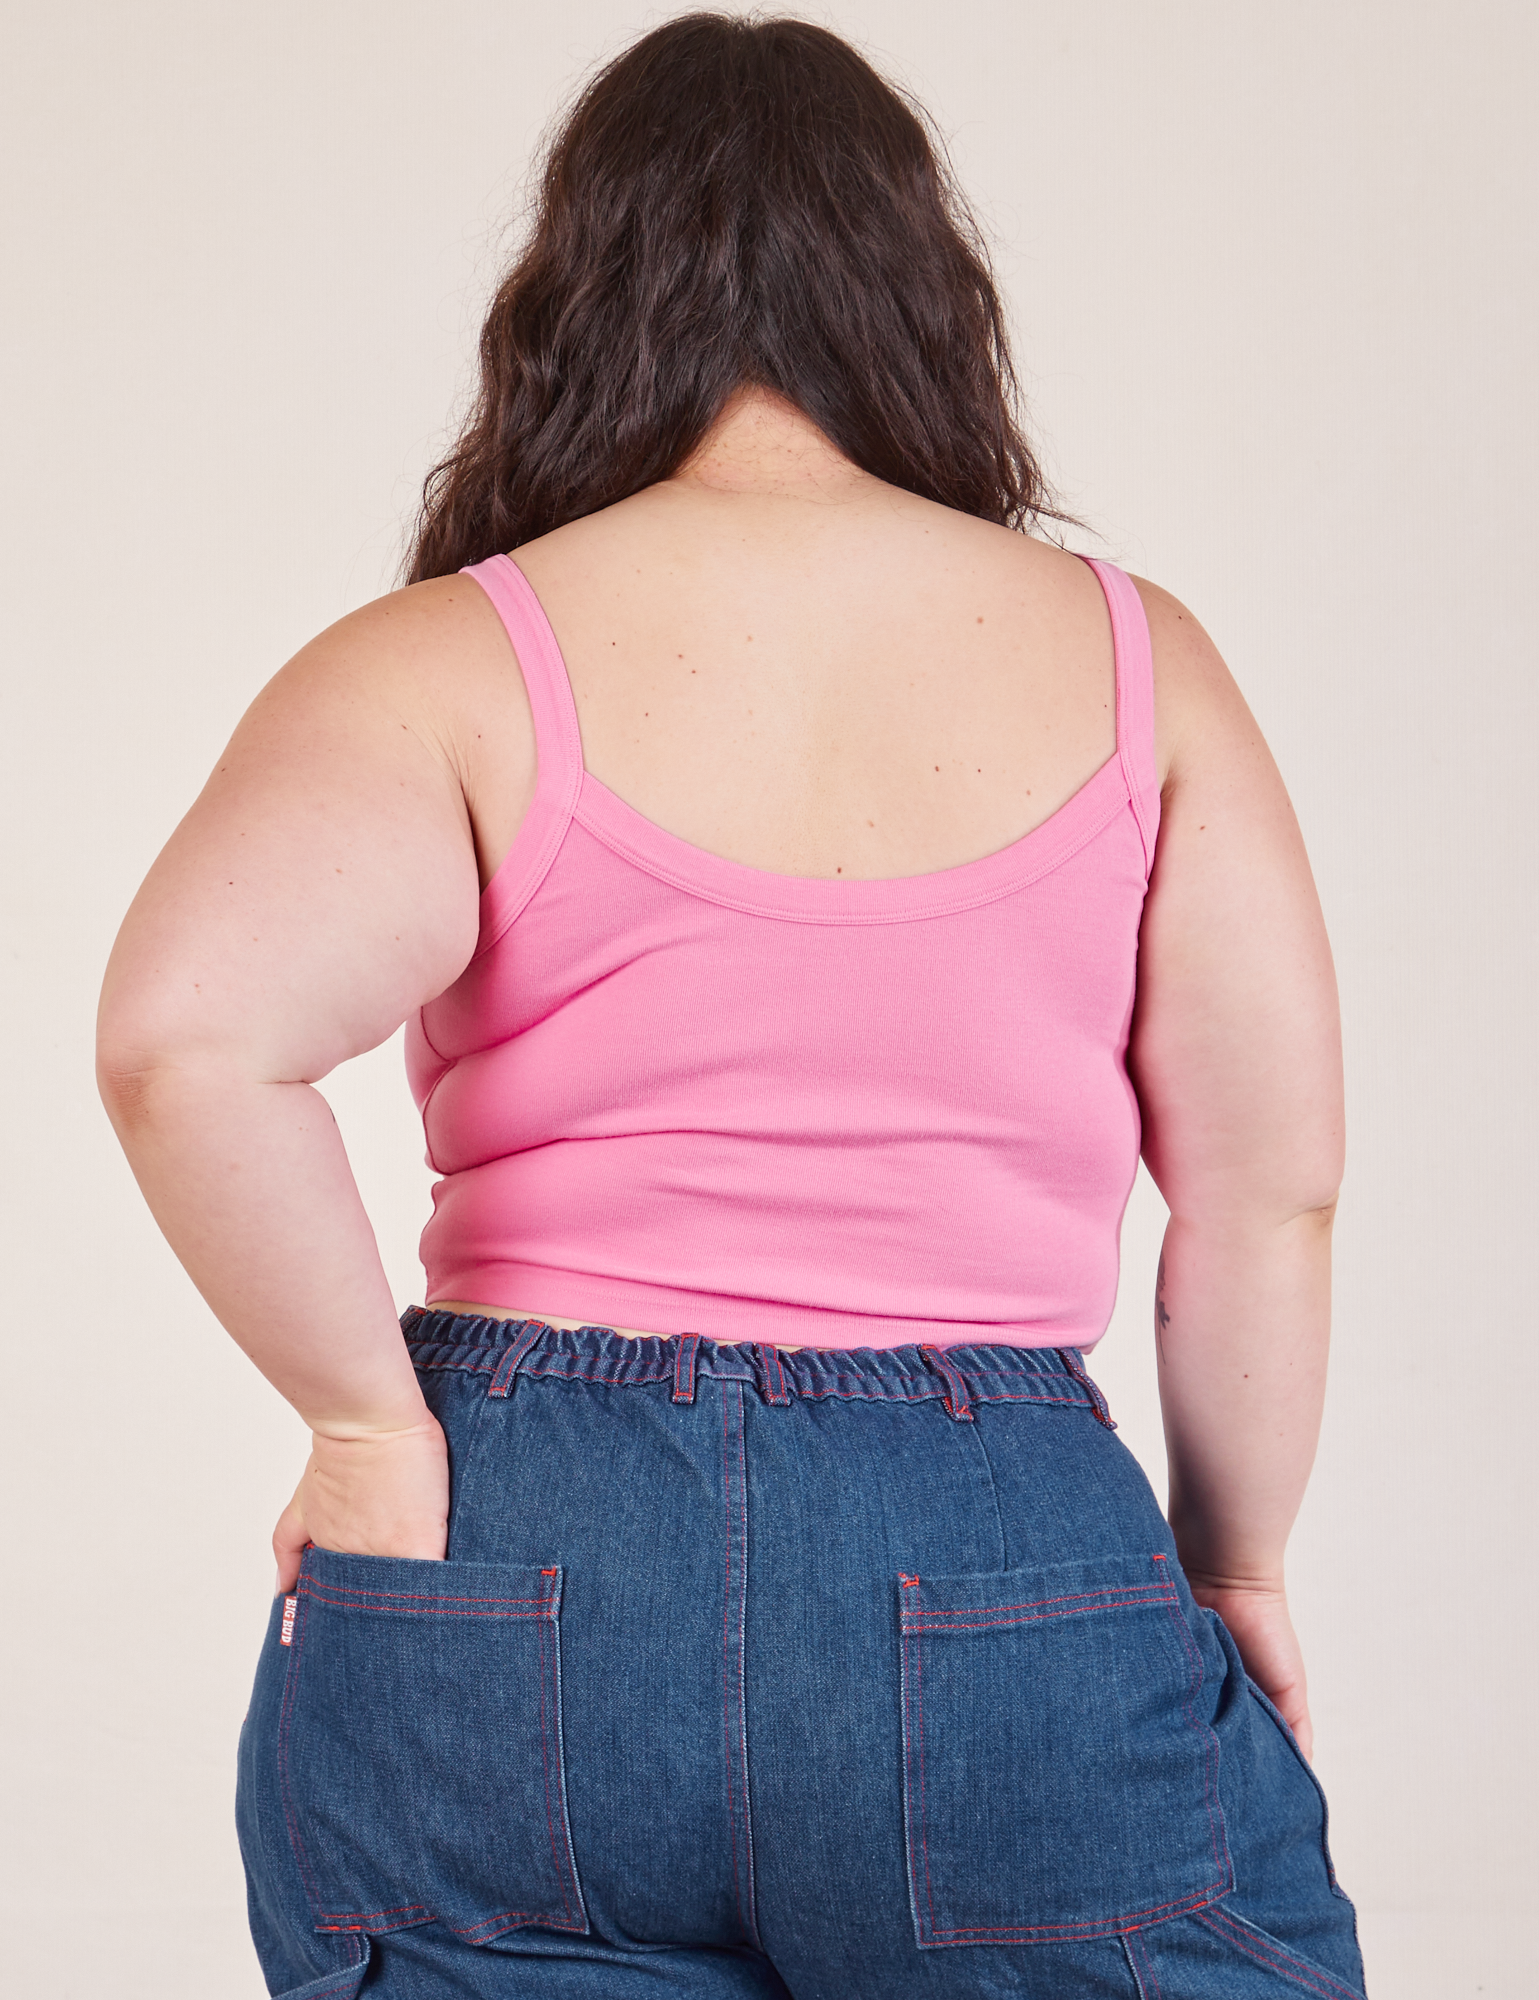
[416,551,1160,1350]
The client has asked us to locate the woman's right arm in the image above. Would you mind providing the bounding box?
[1128,579,1345,1760]
[96,576,529,1588]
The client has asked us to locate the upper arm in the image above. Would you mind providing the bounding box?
[1129,579,1343,1225]
[98,577,521,1091]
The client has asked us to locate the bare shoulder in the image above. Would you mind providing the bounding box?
[217,569,536,891]
[268,572,529,832]
[1128,574,1226,680]
[273,572,519,732]
[1128,574,1259,787]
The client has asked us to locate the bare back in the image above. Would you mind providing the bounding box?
[456,411,1124,893]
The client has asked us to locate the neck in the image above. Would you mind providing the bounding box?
[671,387,871,500]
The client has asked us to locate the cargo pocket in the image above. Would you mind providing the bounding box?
[278,1547,587,1944]
[898,1550,1231,1948]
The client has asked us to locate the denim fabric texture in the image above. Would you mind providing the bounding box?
[236,1313,1366,1999]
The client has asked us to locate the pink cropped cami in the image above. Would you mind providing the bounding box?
[407,554,1160,1351]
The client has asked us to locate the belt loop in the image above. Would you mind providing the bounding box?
[673,1333,701,1404]
[755,1342,791,1407]
[1056,1347,1118,1429]
[489,1321,547,1398]
[920,1344,974,1422]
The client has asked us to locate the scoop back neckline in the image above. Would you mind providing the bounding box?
[480,550,1139,924]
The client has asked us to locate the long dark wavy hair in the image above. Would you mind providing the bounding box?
[405,13,1059,583]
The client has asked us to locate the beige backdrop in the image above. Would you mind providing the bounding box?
[3,4,1532,1994]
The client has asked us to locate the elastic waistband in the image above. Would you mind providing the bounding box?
[400,1308,1116,1428]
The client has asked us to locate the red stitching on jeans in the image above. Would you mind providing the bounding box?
[929,1884,1218,1940]
[1159,1584,1230,1891]
[907,1603,1171,1630]
[798,1371,1075,1389]
[314,1905,574,1936]
[1056,1347,1118,1428]
[791,1383,943,1402]
[898,1620,917,1934]
[545,1563,584,1921]
[914,1625,940,1934]
[1124,1924,1165,2000]
[907,1587,1174,1621]
[721,1388,744,1934]
[407,1349,500,1374]
[408,1349,1099,1409]
[489,1322,550,1397]
[791,1384,1092,1409]
[756,1342,789,1404]
[535,1598,578,1924]
[314,1902,430,1924]
[280,1565,578,1942]
[297,1590,548,1620]
[964,1387,1100,1406]
[719,1383,759,1944]
[455,1907,586,1942]
[300,1603,543,1621]
[921,1344,974,1420]
[735,1386,760,1943]
[904,1555,1228,1945]
[903,1593,1178,1633]
[1200,1905,1359,1998]
[1197,1906,1361,2000]
[910,1656,1217,1947]
[522,1363,671,1386]
[903,1580,1175,1620]
[907,1584,1171,1618]
[276,1584,329,1918]
[297,1577,553,1608]
[295,1576,547,1608]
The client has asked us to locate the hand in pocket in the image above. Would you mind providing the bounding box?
[273,1416,450,1592]
[276,1550,588,1943]
[1185,1577,1311,1759]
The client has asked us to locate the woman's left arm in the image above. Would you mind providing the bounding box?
[97,577,525,1586]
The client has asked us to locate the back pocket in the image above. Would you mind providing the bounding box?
[279,1548,587,1944]
[899,1550,1230,1948]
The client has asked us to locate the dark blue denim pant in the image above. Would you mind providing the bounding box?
[237,1314,1366,1998]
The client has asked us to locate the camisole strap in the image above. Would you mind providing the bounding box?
[1081,558,1161,876]
[460,552,586,955]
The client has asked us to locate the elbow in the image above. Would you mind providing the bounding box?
[1285,1137,1345,1231]
[1163,1193,1340,1243]
[1279,1192,1340,1243]
[97,993,289,1136]
[96,1036,174,1137]
[98,969,163,1125]
[96,1038,252,1143]
[96,998,221,1137]
[1155,1146,1343,1239]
